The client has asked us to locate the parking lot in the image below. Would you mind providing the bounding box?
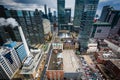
[78,55,103,80]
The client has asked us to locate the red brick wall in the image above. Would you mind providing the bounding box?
[46,70,64,80]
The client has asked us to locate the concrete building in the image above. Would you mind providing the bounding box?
[43,19,51,34]
[42,19,52,40]
[104,39,120,52]
[0,47,21,79]
[87,39,98,53]
[90,21,111,39]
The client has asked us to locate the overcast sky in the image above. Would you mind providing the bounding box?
[0,0,120,18]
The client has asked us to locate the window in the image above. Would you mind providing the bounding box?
[97,29,102,33]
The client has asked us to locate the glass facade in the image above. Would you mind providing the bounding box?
[16,44,27,62]
[74,0,99,49]
[4,9,45,46]
[57,0,65,25]
[73,0,84,27]
[65,8,71,24]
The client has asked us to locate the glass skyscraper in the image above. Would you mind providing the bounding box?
[73,0,84,28]
[74,0,99,50]
[2,6,45,46]
[57,0,65,26]
[65,8,71,24]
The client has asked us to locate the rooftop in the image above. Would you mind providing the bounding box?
[110,59,120,69]
[3,41,23,49]
[98,51,118,60]
[93,21,111,26]
[0,47,12,55]
[63,50,79,72]
[107,39,120,47]
[20,50,43,74]
[48,49,63,70]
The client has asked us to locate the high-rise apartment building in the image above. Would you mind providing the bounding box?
[3,41,27,63]
[0,47,21,79]
[74,0,99,49]
[57,0,65,26]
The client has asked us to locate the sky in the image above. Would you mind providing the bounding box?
[0,0,120,18]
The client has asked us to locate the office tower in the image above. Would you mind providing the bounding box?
[4,9,45,46]
[34,9,45,44]
[0,5,7,18]
[90,21,111,39]
[73,0,84,29]
[44,4,48,19]
[105,10,120,36]
[108,10,120,36]
[48,8,53,22]
[65,8,71,24]
[0,26,8,46]
[57,0,65,26]
[44,4,47,15]
[4,26,21,41]
[76,0,99,50]
[0,25,19,46]
[0,47,21,79]
[100,5,113,22]
[53,11,57,23]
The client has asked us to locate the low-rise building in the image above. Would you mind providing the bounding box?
[94,51,118,64]
[46,40,80,80]
[104,39,120,52]
[20,49,44,79]
[87,39,98,53]
[104,59,120,79]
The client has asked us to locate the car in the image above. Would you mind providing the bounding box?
[45,64,48,67]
